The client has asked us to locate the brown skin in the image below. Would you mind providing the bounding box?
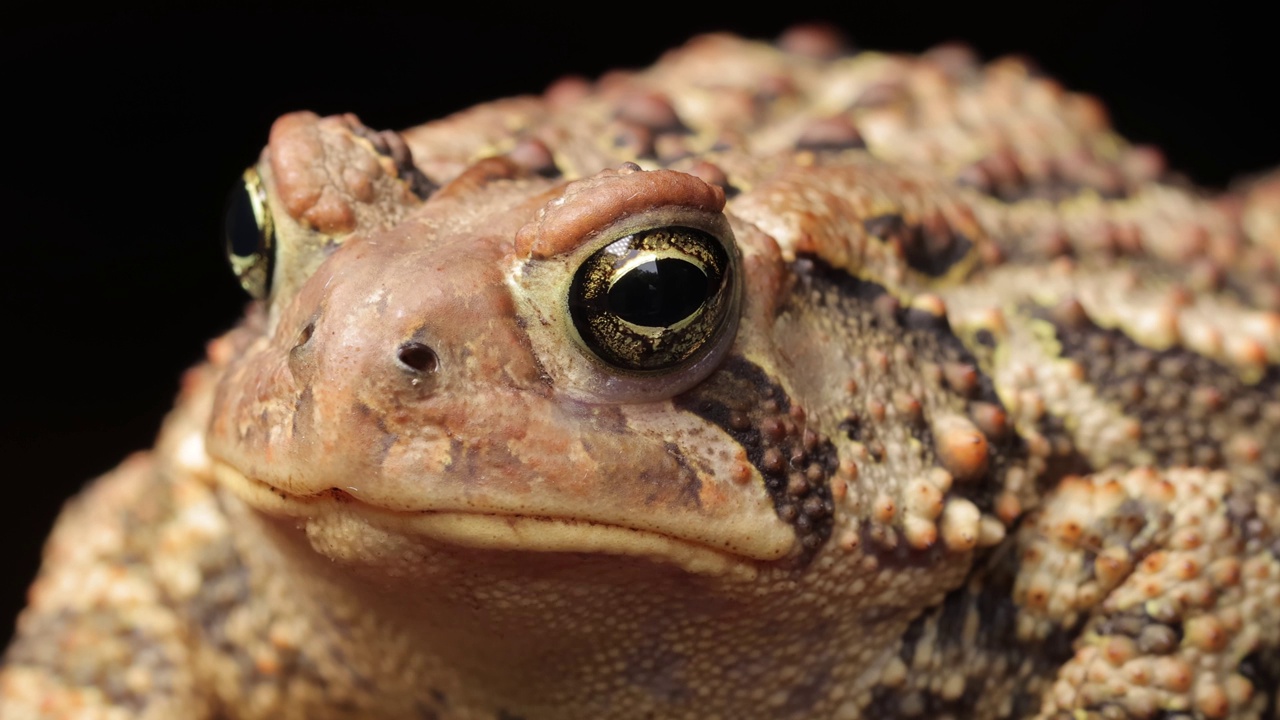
[3,29,1279,720]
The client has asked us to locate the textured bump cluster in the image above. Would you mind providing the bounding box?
[774,259,1016,565]
[1043,299,1280,474]
[1026,468,1280,719]
[677,356,838,558]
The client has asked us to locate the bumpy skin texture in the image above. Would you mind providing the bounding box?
[4,27,1280,720]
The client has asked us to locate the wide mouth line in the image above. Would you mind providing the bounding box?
[210,460,767,577]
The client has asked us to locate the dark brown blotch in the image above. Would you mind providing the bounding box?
[862,212,973,278]
[1036,303,1280,472]
[675,356,836,561]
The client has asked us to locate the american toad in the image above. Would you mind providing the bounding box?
[3,26,1279,720]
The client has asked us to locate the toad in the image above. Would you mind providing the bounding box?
[3,27,1278,720]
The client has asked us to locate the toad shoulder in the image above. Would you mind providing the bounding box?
[4,27,1280,720]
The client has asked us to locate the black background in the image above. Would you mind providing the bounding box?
[3,2,1278,647]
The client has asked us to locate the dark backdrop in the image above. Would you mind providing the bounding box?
[3,2,1277,646]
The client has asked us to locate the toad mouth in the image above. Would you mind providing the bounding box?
[211,460,765,578]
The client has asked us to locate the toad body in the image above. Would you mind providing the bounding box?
[3,28,1280,720]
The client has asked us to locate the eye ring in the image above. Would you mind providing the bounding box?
[224,167,276,299]
[568,225,736,372]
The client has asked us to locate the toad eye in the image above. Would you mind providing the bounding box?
[223,168,275,299]
[569,226,735,372]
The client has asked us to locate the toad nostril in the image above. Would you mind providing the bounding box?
[396,342,439,374]
[293,321,315,350]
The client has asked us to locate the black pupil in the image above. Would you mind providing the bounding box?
[224,182,262,259]
[608,258,709,327]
